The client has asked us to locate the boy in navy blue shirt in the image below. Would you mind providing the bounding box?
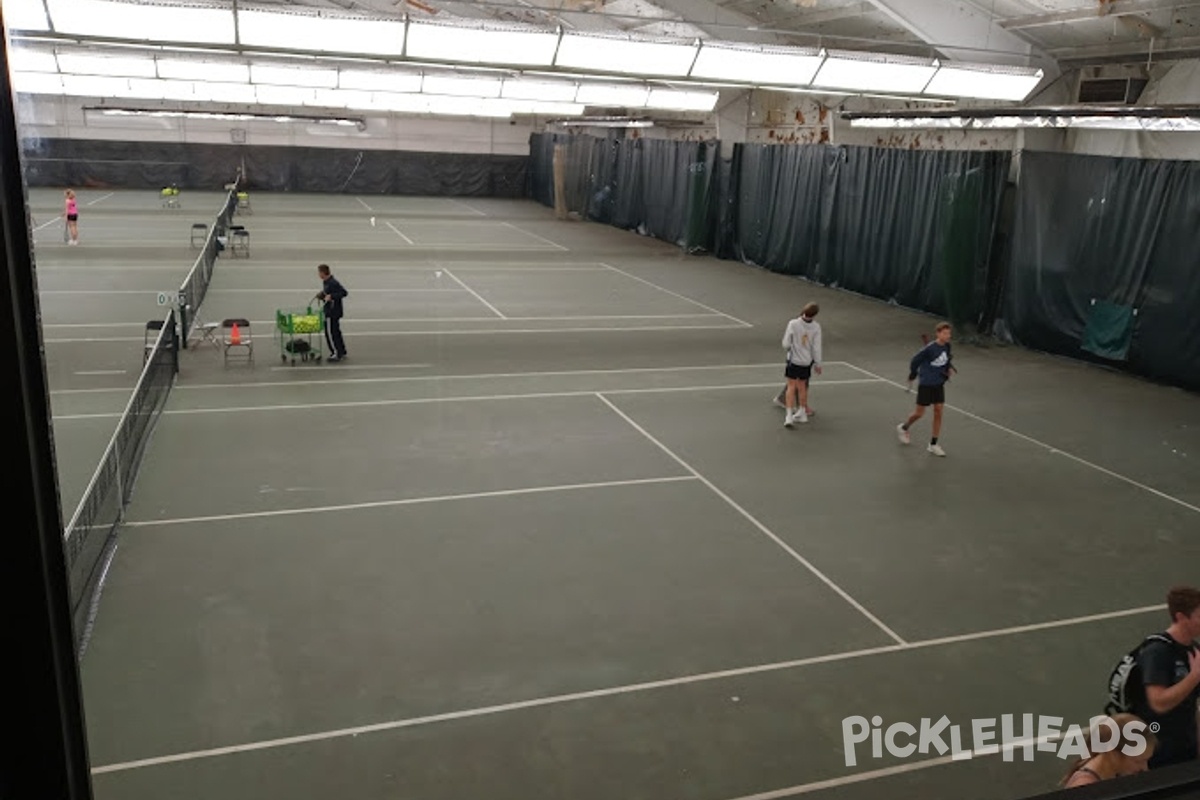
[897,322,955,456]
[317,263,349,362]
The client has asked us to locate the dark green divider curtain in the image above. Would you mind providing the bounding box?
[20,138,527,196]
[998,150,1200,391]
[721,143,1010,327]
[528,132,719,250]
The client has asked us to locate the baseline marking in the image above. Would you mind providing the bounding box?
[355,197,374,212]
[86,192,116,206]
[841,362,1200,516]
[449,199,487,216]
[90,603,1163,776]
[51,380,880,419]
[596,392,905,646]
[124,475,697,528]
[600,263,753,328]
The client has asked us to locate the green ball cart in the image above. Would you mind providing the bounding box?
[275,304,325,365]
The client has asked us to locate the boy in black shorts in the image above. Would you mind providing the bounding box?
[897,322,954,456]
[781,303,822,428]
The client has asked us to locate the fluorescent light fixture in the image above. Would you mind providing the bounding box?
[193,81,259,104]
[339,70,422,93]
[406,20,559,67]
[845,114,1200,131]
[690,42,823,86]
[5,48,58,73]
[56,53,158,78]
[646,88,719,112]
[255,84,318,106]
[90,108,364,126]
[61,74,133,97]
[924,62,1044,102]
[310,89,375,109]
[46,0,235,44]
[10,72,64,93]
[421,75,502,98]
[556,32,697,77]
[506,100,586,116]
[556,118,654,128]
[1,0,50,30]
[250,64,339,89]
[237,9,404,56]
[575,83,650,107]
[812,49,937,94]
[501,79,578,103]
[156,59,250,83]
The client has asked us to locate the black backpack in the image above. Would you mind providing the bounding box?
[1106,633,1172,715]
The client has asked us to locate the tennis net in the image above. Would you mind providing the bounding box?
[63,307,179,652]
[178,188,238,345]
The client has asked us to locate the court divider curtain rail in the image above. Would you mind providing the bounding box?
[20,138,527,196]
[528,132,719,251]
[717,142,1011,331]
[997,149,1200,392]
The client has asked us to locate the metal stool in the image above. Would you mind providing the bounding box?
[190,223,207,248]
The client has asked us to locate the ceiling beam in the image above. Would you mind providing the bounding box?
[1052,33,1200,65]
[1000,0,1200,30]
[865,0,1053,67]
[771,1,877,27]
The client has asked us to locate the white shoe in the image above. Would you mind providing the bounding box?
[784,413,795,429]
[897,424,910,445]
[927,444,946,457]
[772,394,786,409]
[796,410,808,424]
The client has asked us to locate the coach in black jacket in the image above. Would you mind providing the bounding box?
[317,263,348,362]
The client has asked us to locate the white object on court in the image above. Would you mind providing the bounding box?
[370,217,376,226]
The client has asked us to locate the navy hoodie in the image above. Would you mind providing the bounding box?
[909,342,952,386]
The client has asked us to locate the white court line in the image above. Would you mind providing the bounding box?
[596,392,905,646]
[89,603,1164,776]
[43,323,746,343]
[86,192,116,206]
[51,362,792,394]
[52,380,879,419]
[40,314,726,330]
[73,370,126,376]
[36,265,608,273]
[355,197,373,212]
[33,216,63,231]
[268,363,432,372]
[449,199,487,216]
[600,262,753,328]
[841,362,1200,516]
[499,220,569,251]
[440,268,506,319]
[123,475,697,528]
[384,221,413,245]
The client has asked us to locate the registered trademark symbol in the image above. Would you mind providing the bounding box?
[1149,723,1161,733]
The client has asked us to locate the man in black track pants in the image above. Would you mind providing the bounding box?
[317,263,348,362]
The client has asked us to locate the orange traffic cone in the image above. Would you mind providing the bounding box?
[230,322,241,345]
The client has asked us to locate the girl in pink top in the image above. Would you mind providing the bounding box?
[64,189,79,245]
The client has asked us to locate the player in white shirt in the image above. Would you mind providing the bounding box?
[781,303,823,428]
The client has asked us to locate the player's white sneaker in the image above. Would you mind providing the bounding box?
[784,413,795,428]
[897,424,910,445]
[773,394,786,409]
[796,409,808,424]
[927,443,946,457]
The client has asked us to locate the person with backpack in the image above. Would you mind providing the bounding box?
[1109,586,1200,770]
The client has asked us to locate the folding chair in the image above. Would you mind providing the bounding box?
[190,223,208,248]
[222,318,253,365]
[230,226,250,258]
[236,191,252,215]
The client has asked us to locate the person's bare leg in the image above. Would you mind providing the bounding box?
[798,380,809,417]
[932,404,943,439]
[904,405,925,429]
